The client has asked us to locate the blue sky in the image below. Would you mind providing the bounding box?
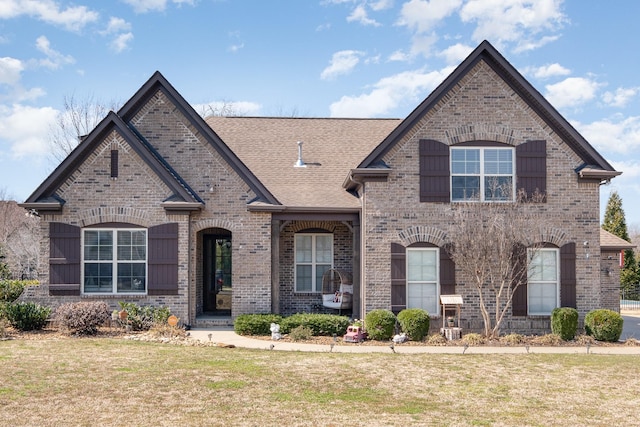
[1,0,639,227]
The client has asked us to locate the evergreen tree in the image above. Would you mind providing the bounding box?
[603,191,638,291]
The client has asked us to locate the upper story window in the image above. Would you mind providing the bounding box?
[295,233,333,293]
[82,228,147,294]
[451,147,514,202]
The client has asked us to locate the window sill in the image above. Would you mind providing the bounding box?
[81,294,147,299]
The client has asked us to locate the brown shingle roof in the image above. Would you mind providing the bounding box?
[601,229,636,251]
[205,117,401,209]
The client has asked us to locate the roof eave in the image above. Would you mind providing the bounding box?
[343,168,391,191]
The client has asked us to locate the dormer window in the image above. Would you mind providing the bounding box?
[450,147,514,202]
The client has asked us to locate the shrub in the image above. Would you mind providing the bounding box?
[500,333,525,346]
[5,302,51,331]
[461,333,485,346]
[0,280,36,303]
[426,333,447,346]
[531,333,563,346]
[280,313,350,336]
[551,307,578,341]
[396,308,430,341]
[117,302,172,331]
[288,325,313,341]
[234,314,283,335]
[585,309,623,342]
[364,309,396,341]
[55,301,111,335]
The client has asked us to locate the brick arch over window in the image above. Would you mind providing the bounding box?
[398,225,447,247]
[78,207,151,227]
[444,124,522,146]
[193,218,237,234]
[290,221,337,233]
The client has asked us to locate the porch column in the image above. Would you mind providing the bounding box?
[271,219,280,314]
[352,219,361,319]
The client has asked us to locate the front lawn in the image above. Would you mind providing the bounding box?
[1,337,639,426]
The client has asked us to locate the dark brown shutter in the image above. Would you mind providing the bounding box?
[49,222,81,296]
[440,245,455,295]
[560,242,577,308]
[390,243,406,314]
[148,223,179,295]
[420,139,450,202]
[516,140,546,200]
[511,243,528,316]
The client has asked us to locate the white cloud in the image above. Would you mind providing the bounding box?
[544,77,601,109]
[0,57,24,86]
[110,32,134,53]
[369,0,394,11]
[0,103,58,158]
[329,66,454,117]
[573,115,640,155]
[321,50,364,80]
[0,0,98,31]
[347,4,381,26]
[602,87,639,108]
[122,0,195,13]
[228,43,244,53]
[529,63,571,79]
[437,43,474,65]
[397,0,462,34]
[104,17,132,34]
[459,0,566,51]
[35,36,75,69]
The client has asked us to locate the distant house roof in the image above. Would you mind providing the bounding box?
[205,116,401,211]
[601,229,636,251]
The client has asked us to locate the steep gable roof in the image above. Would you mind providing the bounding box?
[118,71,279,206]
[359,40,619,182]
[21,111,203,212]
[206,116,400,211]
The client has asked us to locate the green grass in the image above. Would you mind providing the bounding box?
[1,338,639,426]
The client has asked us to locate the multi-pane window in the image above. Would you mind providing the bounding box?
[407,248,439,315]
[83,228,147,294]
[451,147,514,201]
[527,248,559,315]
[295,234,333,292]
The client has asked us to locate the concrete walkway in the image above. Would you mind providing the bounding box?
[187,326,640,355]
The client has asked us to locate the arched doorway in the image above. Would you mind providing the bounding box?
[202,228,232,315]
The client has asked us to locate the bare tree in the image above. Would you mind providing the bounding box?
[48,94,120,165]
[0,191,40,280]
[446,189,547,338]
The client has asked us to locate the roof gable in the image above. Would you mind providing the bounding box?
[359,40,618,180]
[118,71,279,205]
[22,112,203,210]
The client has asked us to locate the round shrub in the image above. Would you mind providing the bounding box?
[397,308,430,341]
[584,309,623,342]
[55,301,111,335]
[5,302,51,331]
[280,313,350,336]
[364,309,396,341]
[234,314,283,335]
[551,307,578,341]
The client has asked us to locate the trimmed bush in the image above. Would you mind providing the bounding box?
[585,309,623,342]
[288,325,313,341]
[551,307,578,341]
[364,309,396,341]
[117,302,172,331]
[5,302,51,331]
[0,280,37,303]
[55,301,111,335]
[397,308,430,341]
[280,313,350,336]
[234,314,283,335]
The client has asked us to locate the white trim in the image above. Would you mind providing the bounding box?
[527,247,560,315]
[450,146,515,202]
[81,227,148,295]
[294,233,333,293]
[406,247,440,315]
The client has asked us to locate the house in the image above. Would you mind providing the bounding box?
[20,41,622,334]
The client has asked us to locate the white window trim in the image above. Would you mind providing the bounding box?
[81,227,148,295]
[406,247,440,316]
[450,146,515,202]
[294,233,333,293]
[527,247,560,316]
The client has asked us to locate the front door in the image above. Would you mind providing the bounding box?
[203,234,232,314]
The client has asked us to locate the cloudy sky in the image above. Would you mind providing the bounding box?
[1,0,639,224]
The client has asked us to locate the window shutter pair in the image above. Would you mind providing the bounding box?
[48,222,179,296]
[511,242,576,316]
[390,243,455,314]
[419,139,547,202]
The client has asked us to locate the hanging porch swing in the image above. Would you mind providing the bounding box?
[321,268,353,312]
